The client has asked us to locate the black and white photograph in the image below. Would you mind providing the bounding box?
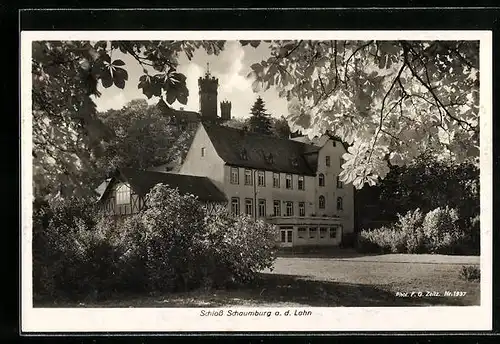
[21,30,492,332]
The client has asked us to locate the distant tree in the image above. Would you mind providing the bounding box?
[248,96,273,135]
[271,116,292,139]
[96,99,192,176]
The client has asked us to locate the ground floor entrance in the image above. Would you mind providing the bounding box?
[279,227,294,247]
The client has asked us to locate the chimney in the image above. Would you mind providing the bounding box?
[220,100,231,120]
[198,63,218,119]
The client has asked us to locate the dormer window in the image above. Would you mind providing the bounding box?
[265,153,274,164]
[240,148,248,160]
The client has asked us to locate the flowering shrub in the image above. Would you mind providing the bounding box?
[358,207,478,255]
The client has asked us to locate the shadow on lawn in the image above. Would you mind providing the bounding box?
[240,273,471,307]
[36,272,476,308]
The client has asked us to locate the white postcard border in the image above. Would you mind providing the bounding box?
[21,30,493,332]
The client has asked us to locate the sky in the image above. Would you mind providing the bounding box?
[92,41,289,119]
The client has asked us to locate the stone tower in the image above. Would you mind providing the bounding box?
[220,100,232,121]
[198,63,218,119]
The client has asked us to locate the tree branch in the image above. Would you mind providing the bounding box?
[402,41,477,133]
[367,60,407,163]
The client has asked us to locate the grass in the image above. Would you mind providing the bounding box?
[35,251,480,308]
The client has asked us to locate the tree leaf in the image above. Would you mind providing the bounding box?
[100,70,113,88]
[112,59,125,66]
[113,67,128,89]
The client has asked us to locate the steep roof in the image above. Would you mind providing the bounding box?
[99,168,227,203]
[203,123,320,175]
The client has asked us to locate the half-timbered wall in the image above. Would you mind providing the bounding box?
[101,182,145,216]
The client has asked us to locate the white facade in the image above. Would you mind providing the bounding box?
[178,124,355,247]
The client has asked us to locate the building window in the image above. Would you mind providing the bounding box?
[231,197,240,215]
[273,200,281,216]
[298,202,305,217]
[257,171,266,186]
[330,226,337,239]
[116,184,130,205]
[325,156,330,166]
[285,201,294,216]
[285,174,293,189]
[298,175,304,190]
[201,147,206,157]
[340,157,345,168]
[273,172,280,188]
[245,169,253,185]
[309,227,317,239]
[230,167,239,184]
[333,140,337,147]
[320,227,327,238]
[336,176,344,189]
[319,195,325,209]
[245,198,253,216]
[337,197,343,211]
[298,227,306,239]
[318,173,325,187]
[258,199,266,217]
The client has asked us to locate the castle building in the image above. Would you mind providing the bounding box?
[98,66,355,248]
[177,123,355,248]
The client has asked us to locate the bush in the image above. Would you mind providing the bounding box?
[33,185,279,300]
[203,206,277,288]
[459,265,480,281]
[357,207,478,255]
[422,206,462,254]
[33,197,103,300]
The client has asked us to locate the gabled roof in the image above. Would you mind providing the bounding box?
[99,168,227,203]
[291,133,350,152]
[202,123,320,175]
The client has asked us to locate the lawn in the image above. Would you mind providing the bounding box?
[37,251,480,308]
